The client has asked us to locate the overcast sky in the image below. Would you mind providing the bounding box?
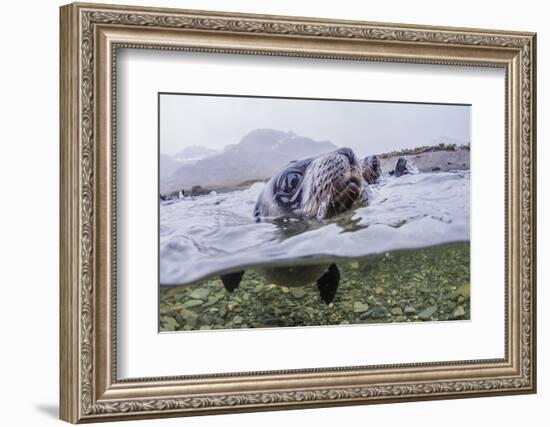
[160,94,470,158]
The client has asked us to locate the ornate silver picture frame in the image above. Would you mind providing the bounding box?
[60,2,536,423]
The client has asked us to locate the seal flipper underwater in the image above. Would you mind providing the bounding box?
[316,264,340,305]
[220,271,245,292]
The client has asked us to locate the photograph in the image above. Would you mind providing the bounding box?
[57,3,536,422]
[158,94,471,331]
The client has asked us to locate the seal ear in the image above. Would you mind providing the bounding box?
[317,264,340,305]
[221,271,244,292]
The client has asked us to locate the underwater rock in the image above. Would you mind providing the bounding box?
[360,305,388,320]
[457,284,470,299]
[452,305,466,319]
[182,299,203,308]
[418,305,438,320]
[353,302,370,313]
[289,288,307,299]
[189,288,211,300]
[186,311,198,328]
[404,306,417,315]
[203,293,225,307]
[390,306,403,316]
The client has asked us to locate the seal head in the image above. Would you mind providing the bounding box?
[362,155,381,184]
[253,147,363,220]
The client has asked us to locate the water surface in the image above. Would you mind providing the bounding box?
[160,170,470,286]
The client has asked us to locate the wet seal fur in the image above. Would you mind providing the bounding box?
[221,148,365,304]
[390,156,418,177]
[253,147,364,220]
[362,155,382,185]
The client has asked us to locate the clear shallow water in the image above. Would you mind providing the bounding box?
[160,170,470,286]
[159,242,470,331]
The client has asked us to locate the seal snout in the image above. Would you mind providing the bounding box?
[254,147,365,220]
[346,176,362,198]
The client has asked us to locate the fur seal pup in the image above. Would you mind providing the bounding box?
[253,147,364,220]
[361,155,381,184]
[220,147,364,304]
[391,157,418,177]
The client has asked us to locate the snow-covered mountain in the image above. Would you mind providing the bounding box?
[173,145,218,161]
[160,145,219,180]
[161,129,337,192]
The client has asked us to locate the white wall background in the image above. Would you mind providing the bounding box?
[0,0,545,426]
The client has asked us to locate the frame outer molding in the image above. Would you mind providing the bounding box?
[60,4,81,423]
[59,2,536,423]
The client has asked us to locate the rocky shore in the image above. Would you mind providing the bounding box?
[160,242,470,332]
[380,147,470,174]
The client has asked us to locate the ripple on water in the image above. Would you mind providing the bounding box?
[160,170,470,285]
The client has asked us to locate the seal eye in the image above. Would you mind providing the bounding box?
[279,171,302,195]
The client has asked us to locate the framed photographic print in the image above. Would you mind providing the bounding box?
[59,2,537,423]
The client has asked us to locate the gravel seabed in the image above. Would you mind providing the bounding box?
[159,242,470,331]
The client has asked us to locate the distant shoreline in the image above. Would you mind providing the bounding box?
[161,145,470,198]
[380,147,470,174]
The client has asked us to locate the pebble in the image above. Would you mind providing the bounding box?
[178,309,195,320]
[452,305,466,319]
[450,284,470,301]
[342,302,354,312]
[353,302,370,313]
[203,294,224,307]
[457,284,470,299]
[374,287,385,295]
[418,305,438,321]
[289,288,306,299]
[189,288,211,300]
[162,316,178,328]
[404,307,417,315]
[390,307,403,316]
[219,305,228,318]
[186,312,198,327]
[165,287,184,297]
[182,300,203,309]
[360,305,388,320]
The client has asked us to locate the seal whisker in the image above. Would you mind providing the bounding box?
[335,176,359,205]
[255,148,363,220]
